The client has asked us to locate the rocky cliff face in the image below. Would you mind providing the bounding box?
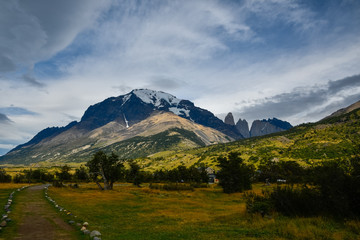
[224,112,235,125]
[235,119,250,138]
[250,118,292,137]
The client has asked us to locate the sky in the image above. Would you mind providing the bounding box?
[0,0,360,155]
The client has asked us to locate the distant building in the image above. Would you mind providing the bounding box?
[205,167,217,184]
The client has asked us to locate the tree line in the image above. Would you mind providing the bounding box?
[2,150,359,218]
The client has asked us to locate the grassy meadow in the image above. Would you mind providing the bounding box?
[48,183,360,240]
[0,183,30,239]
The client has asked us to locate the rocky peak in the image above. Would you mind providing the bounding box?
[224,112,235,126]
[250,118,292,137]
[235,118,250,138]
[77,89,242,139]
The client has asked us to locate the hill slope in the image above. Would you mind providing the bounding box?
[0,112,231,165]
[134,105,360,171]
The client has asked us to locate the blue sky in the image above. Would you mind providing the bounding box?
[0,0,360,155]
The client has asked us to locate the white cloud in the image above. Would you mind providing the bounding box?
[0,0,360,153]
[0,0,111,75]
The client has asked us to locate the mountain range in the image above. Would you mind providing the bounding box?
[1,89,342,166]
[223,112,292,138]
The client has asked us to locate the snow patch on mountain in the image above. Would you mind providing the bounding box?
[169,107,190,117]
[132,89,181,107]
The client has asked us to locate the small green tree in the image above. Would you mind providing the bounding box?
[127,161,143,187]
[217,152,254,193]
[74,165,89,182]
[56,165,72,182]
[0,169,11,183]
[87,151,124,190]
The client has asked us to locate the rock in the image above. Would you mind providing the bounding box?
[80,226,87,231]
[76,223,82,226]
[93,237,101,240]
[250,118,292,137]
[224,112,235,126]
[235,118,250,138]
[90,230,101,238]
[83,230,90,235]
[0,221,7,227]
[68,220,75,225]
[5,218,11,222]
[83,222,89,226]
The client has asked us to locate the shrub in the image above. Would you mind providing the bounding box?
[244,191,273,216]
[53,180,64,188]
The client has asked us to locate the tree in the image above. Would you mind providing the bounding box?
[0,169,11,183]
[74,165,89,182]
[56,165,72,182]
[87,151,124,190]
[217,152,254,193]
[127,161,143,187]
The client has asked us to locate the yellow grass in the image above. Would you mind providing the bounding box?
[47,183,360,240]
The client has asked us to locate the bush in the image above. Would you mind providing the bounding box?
[245,157,360,218]
[13,173,26,183]
[270,185,322,217]
[244,191,273,216]
[53,180,64,188]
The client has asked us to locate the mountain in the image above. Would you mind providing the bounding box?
[225,112,291,138]
[250,118,292,137]
[78,89,242,139]
[0,89,236,165]
[235,119,250,138]
[324,100,360,119]
[224,112,235,125]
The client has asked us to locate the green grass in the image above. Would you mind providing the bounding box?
[0,183,29,240]
[48,183,360,240]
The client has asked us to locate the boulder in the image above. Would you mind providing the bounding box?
[0,221,7,227]
[90,230,101,238]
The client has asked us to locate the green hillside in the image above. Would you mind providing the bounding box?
[0,128,206,166]
[134,108,360,171]
[1,107,359,169]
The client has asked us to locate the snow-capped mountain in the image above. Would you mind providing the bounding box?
[0,89,241,165]
[79,89,242,139]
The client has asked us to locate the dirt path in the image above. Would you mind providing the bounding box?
[10,185,79,240]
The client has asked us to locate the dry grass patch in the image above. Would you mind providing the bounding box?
[48,183,360,240]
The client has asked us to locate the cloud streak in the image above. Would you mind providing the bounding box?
[0,113,12,124]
